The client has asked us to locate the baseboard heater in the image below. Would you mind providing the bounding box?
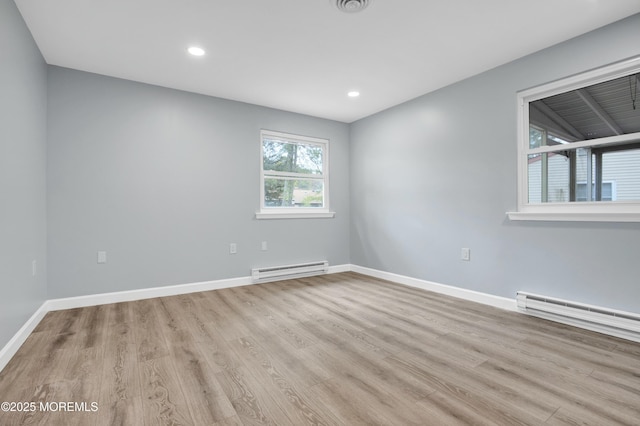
[516,292,640,343]
[251,261,329,283]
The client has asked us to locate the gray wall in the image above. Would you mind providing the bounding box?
[350,13,640,313]
[0,0,48,347]
[47,67,350,298]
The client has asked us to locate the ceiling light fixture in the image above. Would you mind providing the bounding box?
[187,46,206,56]
[336,0,370,13]
[348,91,360,97]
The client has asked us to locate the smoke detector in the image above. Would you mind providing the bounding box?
[336,0,371,13]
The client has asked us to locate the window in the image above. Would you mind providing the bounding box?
[509,56,640,222]
[256,130,334,219]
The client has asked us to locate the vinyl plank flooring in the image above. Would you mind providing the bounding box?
[299,317,396,360]
[166,293,222,344]
[545,403,636,426]
[417,389,535,426]
[306,339,437,403]
[98,310,142,425]
[63,346,104,407]
[287,283,382,330]
[173,341,236,424]
[228,337,342,426]
[236,284,315,324]
[521,332,640,375]
[245,333,333,389]
[312,372,432,426]
[16,342,73,389]
[281,290,374,335]
[106,301,135,327]
[78,304,109,350]
[139,356,196,425]
[0,349,37,396]
[32,308,84,334]
[588,366,640,396]
[387,349,559,423]
[197,291,254,341]
[1,272,639,425]
[95,396,144,426]
[476,358,640,425]
[155,304,236,424]
[306,379,398,426]
[213,414,245,426]
[215,365,294,426]
[131,298,170,362]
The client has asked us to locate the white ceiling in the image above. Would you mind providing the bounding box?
[15,0,640,123]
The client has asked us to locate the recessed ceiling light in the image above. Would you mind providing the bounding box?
[187,46,205,57]
[348,91,360,97]
[336,0,371,13]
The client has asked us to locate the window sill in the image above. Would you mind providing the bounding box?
[255,211,336,220]
[506,211,640,222]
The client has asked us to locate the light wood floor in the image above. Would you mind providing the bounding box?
[0,272,639,425]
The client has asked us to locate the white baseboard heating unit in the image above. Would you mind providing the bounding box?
[251,261,329,283]
[516,292,640,343]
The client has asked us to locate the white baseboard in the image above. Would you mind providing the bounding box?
[46,276,255,312]
[0,303,49,373]
[47,265,353,312]
[350,265,517,312]
[328,264,351,274]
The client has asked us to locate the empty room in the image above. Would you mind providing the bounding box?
[2,0,640,424]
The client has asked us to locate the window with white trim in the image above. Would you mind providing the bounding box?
[257,130,334,219]
[509,56,640,222]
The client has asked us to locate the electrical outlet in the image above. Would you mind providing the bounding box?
[461,248,471,261]
[97,251,107,264]
[229,243,237,254]
[261,241,268,251]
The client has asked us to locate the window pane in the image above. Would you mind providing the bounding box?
[575,148,591,194]
[529,126,544,149]
[527,145,640,203]
[602,148,640,201]
[264,178,324,208]
[576,182,614,201]
[263,139,323,175]
[528,152,570,203]
[529,73,640,143]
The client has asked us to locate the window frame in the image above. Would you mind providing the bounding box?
[508,55,640,222]
[256,129,335,219]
